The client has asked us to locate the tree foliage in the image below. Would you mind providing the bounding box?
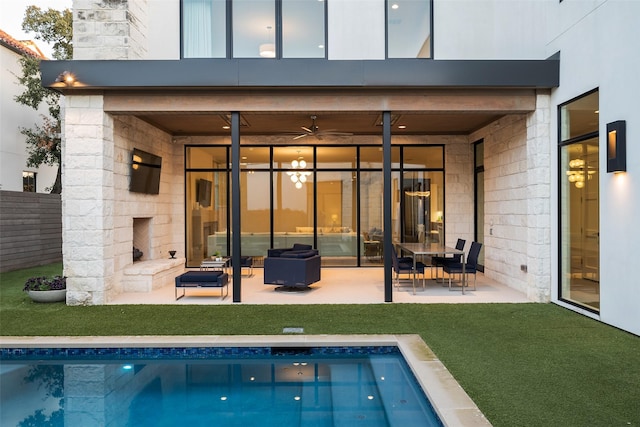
[14,6,72,194]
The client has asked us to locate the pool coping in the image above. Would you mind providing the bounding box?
[0,334,492,426]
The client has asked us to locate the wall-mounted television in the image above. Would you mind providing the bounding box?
[197,178,212,207]
[130,148,162,194]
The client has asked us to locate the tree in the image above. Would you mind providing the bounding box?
[14,6,72,194]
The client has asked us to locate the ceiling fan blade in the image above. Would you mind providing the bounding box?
[292,134,308,140]
[301,126,313,133]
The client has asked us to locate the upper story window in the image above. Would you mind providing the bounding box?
[387,0,431,58]
[182,0,431,59]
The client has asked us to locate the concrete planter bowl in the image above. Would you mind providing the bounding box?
[23,276,67,303]
[27,289,67,303]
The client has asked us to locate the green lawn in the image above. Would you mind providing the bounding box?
[1,263,639,426]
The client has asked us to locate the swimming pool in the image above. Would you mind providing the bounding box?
[1,345,442,426]
[0,335,490,426]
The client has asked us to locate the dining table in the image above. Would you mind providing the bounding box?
[395,242,467,294]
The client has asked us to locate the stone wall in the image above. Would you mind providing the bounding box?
[470,91,551,301]
[73,0,148,60]
[62,95,184,305]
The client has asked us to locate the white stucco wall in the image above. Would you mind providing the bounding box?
[0,45,58,192]
[147,0,180,59]
[328,0,385,60]
[546,0,640,335]
[433,0,548,60]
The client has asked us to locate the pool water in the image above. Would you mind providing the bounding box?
[0,346,443,426]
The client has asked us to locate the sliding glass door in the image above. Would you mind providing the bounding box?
[185,144,444,268]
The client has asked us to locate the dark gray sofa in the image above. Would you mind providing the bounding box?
[264,244,321,290]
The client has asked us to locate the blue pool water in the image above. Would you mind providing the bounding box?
[0,346,443,426]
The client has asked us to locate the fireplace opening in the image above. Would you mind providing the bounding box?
[132,217,151,262]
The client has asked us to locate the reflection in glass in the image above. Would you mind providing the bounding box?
[282,0,325,58]
[183,0,226,58]
[360,146,383,169]
[240,171,271,257]
[273,171,314,248]
[186,146,227,169]
[387,0,431,58]
[361,171,384,265]
[560,138,600,311]
[560,91,599,141]
[402,171,444,244]
[186,171,228,265]
[240,146,270,170]
[316,146,356,169]
[233,0,275,58]
[316,171,357,266]
[403,146,443,169]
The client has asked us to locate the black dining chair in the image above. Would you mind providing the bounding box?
[442,241,482,291]
[391,245,426,294]
[432,238,466,281]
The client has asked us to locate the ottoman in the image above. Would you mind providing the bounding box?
[175,271,229,300]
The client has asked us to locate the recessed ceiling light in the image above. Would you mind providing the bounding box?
[391,3,399,9]
[222,125,230,129]
[398,125,406,129]
[318,44,324,49]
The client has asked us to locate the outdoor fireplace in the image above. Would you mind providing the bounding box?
[132,217,151,262]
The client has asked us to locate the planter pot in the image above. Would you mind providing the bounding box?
[27,289,67,303]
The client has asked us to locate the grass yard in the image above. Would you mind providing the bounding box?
[1,263,639,426]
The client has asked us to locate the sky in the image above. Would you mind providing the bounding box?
[0,0,72,58]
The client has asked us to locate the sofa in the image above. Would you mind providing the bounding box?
[264,244,321,291]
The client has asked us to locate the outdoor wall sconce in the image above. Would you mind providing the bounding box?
[607,120,626,173]
[55,71,76,86]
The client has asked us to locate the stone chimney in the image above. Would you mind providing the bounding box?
[73,0,148,60]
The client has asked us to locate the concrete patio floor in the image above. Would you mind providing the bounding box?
[108,267,530,305]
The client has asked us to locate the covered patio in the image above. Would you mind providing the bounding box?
[108,268,529,305]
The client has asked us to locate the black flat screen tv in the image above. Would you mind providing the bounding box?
[130,148,162,194]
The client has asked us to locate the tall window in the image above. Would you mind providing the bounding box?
[182,0,432,59]
[23,171,36,192]
[183,0,226,58]
[282,0,326,58]
[185,147,229,263]
[559,90,600,312]
[184,144,444,267]
[387,0,432,58]
[233,0,276,58]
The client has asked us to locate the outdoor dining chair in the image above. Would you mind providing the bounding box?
[442,241,483,291]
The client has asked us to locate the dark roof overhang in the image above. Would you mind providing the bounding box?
[40,56,559,93]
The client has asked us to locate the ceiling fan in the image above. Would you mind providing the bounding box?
[291,115,352,140]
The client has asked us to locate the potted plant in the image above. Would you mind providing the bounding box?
[23,276,67,303]
[213,251,222,261]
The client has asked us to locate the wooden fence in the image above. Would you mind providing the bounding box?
[0,190,62,273]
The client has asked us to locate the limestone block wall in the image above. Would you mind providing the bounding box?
[62,95,115,305]
[471,92,551,301]
[73,0,148,60]
[62,94,183,305]
[441,136,474,248]
[111,115,184,296]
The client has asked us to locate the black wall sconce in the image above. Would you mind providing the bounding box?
[607,120,626,173]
